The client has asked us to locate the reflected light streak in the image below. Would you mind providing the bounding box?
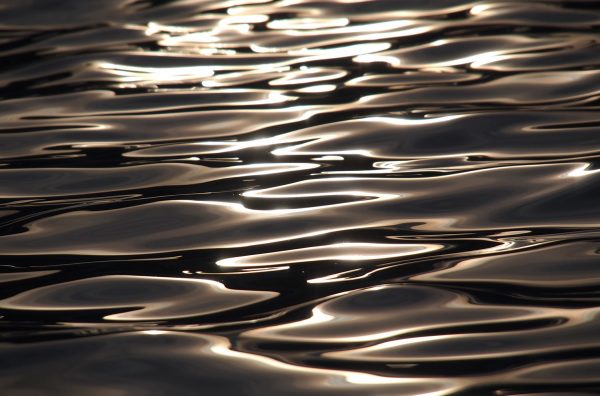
[267,18,350,30]
[295,84,337,93]
[217,242,443,267]
[97,62,214,82]
[243,300,443,343]
[566,163,600,178]
[206,334,460,392]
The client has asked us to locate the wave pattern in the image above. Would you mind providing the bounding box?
[1,0,600,395]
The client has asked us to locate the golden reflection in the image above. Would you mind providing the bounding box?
[242,179,399,201]
[295,84,337,93]
[202,67,290,87]
[144,21,196,36]
[218,14,270,26]
[243,284,559,344]
[205,333,461,391]
[288,42,391,58]
[325,307,596,362]
[353,53,402,66]
[469,3,497,15]
[271,115,464,157]
[142,330,168,335]
[267,18,350,30]
[97,62,214,84]
[0,276,277,321]
[566,163,600,178]
[217,242,443,267]
[312,155,345,161]
[269,67,347,86]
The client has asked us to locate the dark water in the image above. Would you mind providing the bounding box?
[1,0,600,395]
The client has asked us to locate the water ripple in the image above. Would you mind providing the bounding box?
[1,0,599,395]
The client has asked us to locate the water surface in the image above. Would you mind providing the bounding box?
[1,0,600,395]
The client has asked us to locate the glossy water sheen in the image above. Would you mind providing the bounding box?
[1,1,600,395]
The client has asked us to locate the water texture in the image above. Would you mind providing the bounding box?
[1,0,600,395]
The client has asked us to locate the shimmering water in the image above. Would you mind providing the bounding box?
[1,1,600,395]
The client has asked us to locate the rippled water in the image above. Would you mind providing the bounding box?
[1,1,600,395]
